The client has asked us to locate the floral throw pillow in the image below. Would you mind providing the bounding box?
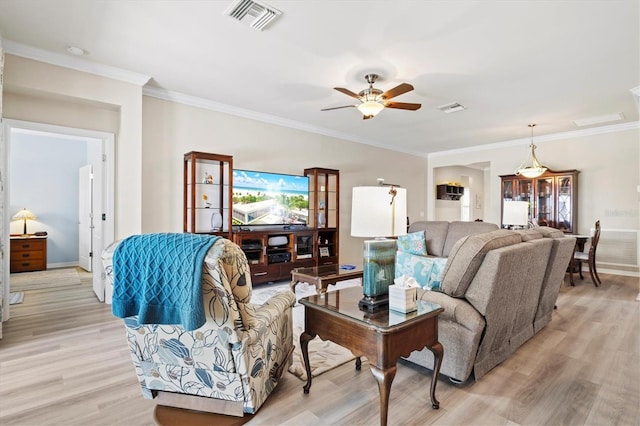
[397,231,428,256]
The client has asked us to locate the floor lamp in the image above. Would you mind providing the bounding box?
[351,185,407,311]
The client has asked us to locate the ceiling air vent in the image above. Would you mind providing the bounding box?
[224,0,282,31]
[572,112,624,127]
[437,102,466,114]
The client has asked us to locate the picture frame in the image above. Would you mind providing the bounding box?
[319,247,330,257]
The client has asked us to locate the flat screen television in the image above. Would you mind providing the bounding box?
[232,169,309,227]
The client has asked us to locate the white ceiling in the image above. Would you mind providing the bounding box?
[0,0,638,156]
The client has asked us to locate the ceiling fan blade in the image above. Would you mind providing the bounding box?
[321,105,355,111]
[381,83,414,100]
[334,87,361,99]
[384,101,422,111]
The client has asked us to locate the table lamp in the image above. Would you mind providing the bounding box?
[351,185,407,311]
[12,208,37,235]
[502,201,529,229]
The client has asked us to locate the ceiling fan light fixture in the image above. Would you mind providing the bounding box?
[516,124,547,178]
[357,100,384,117]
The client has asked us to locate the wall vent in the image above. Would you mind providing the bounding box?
[572,112,624,127]
[224,0,282,31]
[437,102,466,114]
[595,228,638,268]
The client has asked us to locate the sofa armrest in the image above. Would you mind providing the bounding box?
[233,290,295,402]
[418,289,485,333]
[250,290,296,338]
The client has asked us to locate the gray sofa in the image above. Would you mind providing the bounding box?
[397,221,575,383]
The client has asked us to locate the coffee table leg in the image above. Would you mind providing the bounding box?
[300,331,315,394]
[290,278,299,292]
[370,365,396,426]
[355,356,362,370]
[427,342,443,409]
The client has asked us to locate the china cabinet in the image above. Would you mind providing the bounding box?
[500,169,579,233]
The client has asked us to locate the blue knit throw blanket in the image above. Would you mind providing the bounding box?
[112,233,219,331]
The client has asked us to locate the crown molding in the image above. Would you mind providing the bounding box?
[143,85,427,157]
[429,121,640,158]
[2,39,150,86]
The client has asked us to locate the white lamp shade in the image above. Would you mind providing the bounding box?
[351,186,407,237]
[503,201,529,226]
[12,208,37,221]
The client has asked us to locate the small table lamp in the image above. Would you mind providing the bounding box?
[351,185,407,311]
[502,201,529,229]
[12,208,37,235]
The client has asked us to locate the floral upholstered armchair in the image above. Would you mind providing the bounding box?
[102,236,295,416]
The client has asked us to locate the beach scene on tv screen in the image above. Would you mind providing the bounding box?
[232,170,309,225]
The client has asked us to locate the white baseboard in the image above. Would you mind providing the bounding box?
[47,261,79,269]
[596,267,639,278]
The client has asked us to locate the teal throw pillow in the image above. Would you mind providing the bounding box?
[397,231,427,256]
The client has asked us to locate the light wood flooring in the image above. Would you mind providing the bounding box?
[0,271,638,425]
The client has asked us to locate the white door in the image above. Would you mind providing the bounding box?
[79,165,93,272]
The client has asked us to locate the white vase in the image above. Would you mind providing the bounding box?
[211,211,223,231]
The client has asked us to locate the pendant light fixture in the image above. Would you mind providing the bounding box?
[516,124,547,178]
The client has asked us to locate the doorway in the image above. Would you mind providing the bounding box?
[3,120,115,321]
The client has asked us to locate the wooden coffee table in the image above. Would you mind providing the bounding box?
[290,264,362,294]
[299,286,444,426]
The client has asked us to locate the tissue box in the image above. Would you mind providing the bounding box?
[388,284,418,313]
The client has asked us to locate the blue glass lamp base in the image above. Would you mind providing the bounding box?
[360,238,397,311]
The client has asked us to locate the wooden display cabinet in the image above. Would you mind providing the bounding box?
[184,152,233,239]
[500,169,579,233]
[234,230,317,284]
[305,167,339,266]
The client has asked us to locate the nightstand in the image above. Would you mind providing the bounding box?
[10,236,48,273]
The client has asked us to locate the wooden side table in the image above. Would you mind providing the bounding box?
[299,286,444,426]
[10,235,47,273]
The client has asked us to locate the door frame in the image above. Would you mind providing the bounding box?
[78,164,93,273]
[2,119,115,320]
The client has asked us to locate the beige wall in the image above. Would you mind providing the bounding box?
[142,96,427,265]
[428,126,640,235]
[3,54,144,238]
[434,165,486,221]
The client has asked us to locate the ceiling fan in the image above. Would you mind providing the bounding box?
[322,74,422,120]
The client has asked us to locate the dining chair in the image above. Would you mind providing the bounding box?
[570,220,602,286]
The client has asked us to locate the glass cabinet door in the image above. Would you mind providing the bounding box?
[536,177,554,227]
[556,175,574,233]
[515,179,533,220]
[502,179,514,201]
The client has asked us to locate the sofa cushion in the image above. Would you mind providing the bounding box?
[441,230,522,297]
[536,226,566,239]
[442,221,500,257]
[408,221,450,257]
[395,251,447,291]
[397,231,428,255]
[515,229,544,241]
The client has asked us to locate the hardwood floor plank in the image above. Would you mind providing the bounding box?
[1,272,638,425]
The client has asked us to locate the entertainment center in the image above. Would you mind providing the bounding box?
[184,151,339,284]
